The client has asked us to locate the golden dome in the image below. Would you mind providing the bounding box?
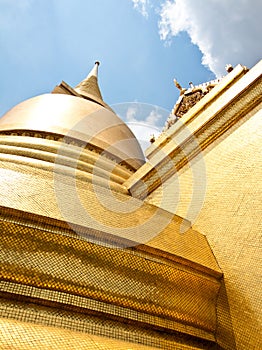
[0,93,145,170]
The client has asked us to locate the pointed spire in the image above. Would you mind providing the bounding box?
[74,61,103,102]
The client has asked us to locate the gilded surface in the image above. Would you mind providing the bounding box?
[75,74,103,101]
[0,215,219,348]
[0,90,222,347]
[146,67,262,348]
[0,317,157,350]
[74,61,103,102]
[1,59,260,349]
[0,94,145,170]
[0,315,217,350]
[125,61,261,199]
[0,134,133,188]
[0,156,220,274]
[145,63,248,160]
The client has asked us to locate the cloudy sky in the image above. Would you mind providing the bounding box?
[0,0,261,144]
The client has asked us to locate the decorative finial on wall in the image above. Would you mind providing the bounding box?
[150,135,155,143]
[174,79,186,95]
[225,64,233,73]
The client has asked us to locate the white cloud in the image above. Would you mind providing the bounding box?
[127,122,160,152]
[158,0,262,76]
[124,105,163,127]
[132,0,150,18]
[112,103,167,151]
[126,106,138,122]
[145,109,162,125]
[125,106,163,151]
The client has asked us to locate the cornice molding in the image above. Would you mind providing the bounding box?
[125,61,262,199]
[0,212,221,345]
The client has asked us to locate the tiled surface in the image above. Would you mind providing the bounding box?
[148,107,262,349]
[0,317,159,350]
[0,217,219,339]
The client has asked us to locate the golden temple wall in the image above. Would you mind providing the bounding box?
[147,107,262,349]
[0,208,220,349]
[0,133,222,349]
[1,60,260,349]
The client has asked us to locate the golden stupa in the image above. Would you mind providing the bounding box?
[0,59,261,349]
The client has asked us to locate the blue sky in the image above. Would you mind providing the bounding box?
[0,0,261,141]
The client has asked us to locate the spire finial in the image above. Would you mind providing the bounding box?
[86,61,100,79]
[74,61,103,101]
